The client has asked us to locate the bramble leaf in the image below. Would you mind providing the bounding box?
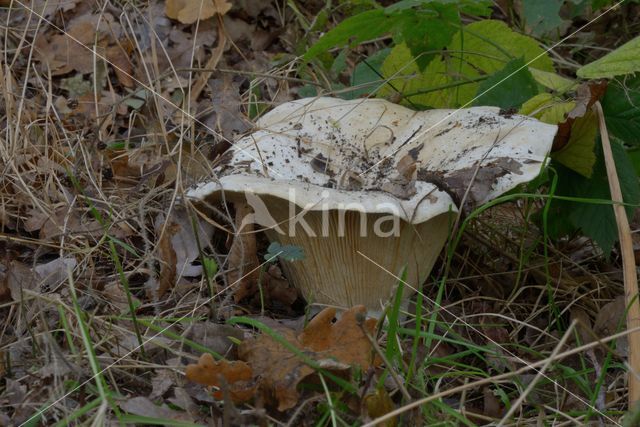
[473,57,538,109]
[577,35,640,78]
[522,0,566,36]
[382,20,554,108]
[601,75,640,146]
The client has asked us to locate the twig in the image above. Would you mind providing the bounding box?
[594,100,640,406]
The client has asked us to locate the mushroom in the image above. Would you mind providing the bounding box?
[188,97,557,310]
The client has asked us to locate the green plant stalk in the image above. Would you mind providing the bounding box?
[188,213,216,317]
[56,304,79,357]
[385,268,406,365]
[67,267,121,421]
[106,237,146,356]
[407,280,424,380]
[542,168,563,331]
[136,318,223,359]
[257,265,266,316]
[53,397,102,427]
[66,170,145,355]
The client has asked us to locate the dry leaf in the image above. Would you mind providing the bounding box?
[238,306,378,410]
[119,396,194,422]
[228,202,260,302]
[165,0,231,24]
[185,353,256,403]
[106,41,135,88]
[148,208,214,299]
[184,323,244,357]
[150,219,179,299]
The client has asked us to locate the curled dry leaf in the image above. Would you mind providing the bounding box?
[165,0,232,24]
[228,202,260,302]
[185,353,256,403]
[237,305,379,411]
[147,207,214,299]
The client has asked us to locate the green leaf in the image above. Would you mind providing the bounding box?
[577,35,640,79]
[382,20,554,108]
[519,93,574,122]
[265,242,305,262]
[202,257,218,278]
[520,93,597,177]
[522,0,566,36]
[343,48,391,99]
[552,110,598,177]
[549,139,640,254]
[303,10,394,61]
[529,68,577,93]
[473,57,538,109]
[392,4,459,70]
[601,75,640,146]
[385,0,492,15]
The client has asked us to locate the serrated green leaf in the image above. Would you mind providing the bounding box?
[550,139,640,254]
[522,0,566,36]
[601,75,640,146]
[392,5,459,70]
[577,35,640,79]
[343,48,390,100]
[473,57,538,108]
[304,10,394,61]
[381,20,554,108]
[385,0,492,15]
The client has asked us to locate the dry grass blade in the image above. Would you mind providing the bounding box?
[594,100,640,406]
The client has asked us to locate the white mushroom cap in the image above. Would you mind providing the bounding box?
[188,97,557,310]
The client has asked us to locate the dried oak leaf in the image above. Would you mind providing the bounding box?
[185,353,256,403]
[238,306,379,411]
[165,0,232,24]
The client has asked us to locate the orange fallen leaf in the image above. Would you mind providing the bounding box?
[165,0,232,24]
[238,305,379,411]
[185,353,255,403]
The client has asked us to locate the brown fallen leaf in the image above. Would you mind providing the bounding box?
[238,305,379,411]
[228,202,260,302]
[119,396,194,422]
[165,0,232,24]
[150,218,179,300]
[106,40,135,88]
[185,353,256,403]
